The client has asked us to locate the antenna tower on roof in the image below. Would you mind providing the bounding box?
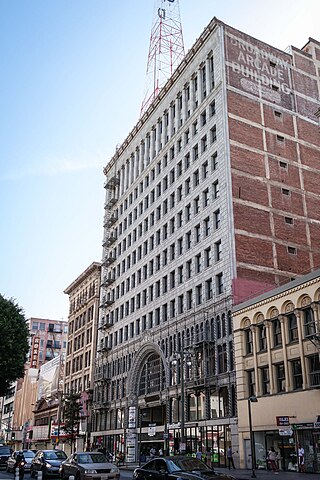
[140,0,185,117]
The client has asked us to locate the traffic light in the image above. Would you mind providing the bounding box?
[11,432,15,441]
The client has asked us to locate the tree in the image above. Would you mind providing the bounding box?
[63,392,82,452]
[0,294,29,396]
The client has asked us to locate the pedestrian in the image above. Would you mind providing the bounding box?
[159,448,163,456]
[150,446,156,458]
[267,447,279,474]
[196,448,202,461]
[298,444,305,472]
[227,445,235,469]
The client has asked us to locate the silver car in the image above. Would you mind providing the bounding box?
[6,450,35,472]
[59,452,120,480]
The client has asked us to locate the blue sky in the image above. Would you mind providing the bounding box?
[0,0,319,320]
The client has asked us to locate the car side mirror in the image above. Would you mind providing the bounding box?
[159,468,168,475]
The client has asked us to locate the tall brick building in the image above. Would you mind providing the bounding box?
[92,17,320,463]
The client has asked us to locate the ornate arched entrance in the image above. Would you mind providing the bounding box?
[125,341,170,462]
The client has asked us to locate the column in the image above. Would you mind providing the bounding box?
[135,148,140,180]
[162,112,167,147]
[182,86,188,124]
[265,320,275,394]
[205,56,211,95]
[250,325,260,396]
[197,67,202,106]
[190,76,195,113]
[294,309,308,388]
[279,315,290,390]
[139,142,144,173]
[150,127,155,161]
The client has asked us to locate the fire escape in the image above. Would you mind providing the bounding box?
[94,172,119,413]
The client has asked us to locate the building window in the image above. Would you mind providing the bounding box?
[194,196,200,215]
[216,272,223,295]
[195,284,202,305]
[185,177,191,195]
[195,253,201,273]
[201,110,206,126]
[260,367,270,395]
[258,324,267,351]
[193,169,200,187]
[202,160,209,179]
[288,313,298,342]
[187,289,193,309]
[247,369,255,397]
[210,100,216,116]
[214,240,222,262]
[194,224,201,243]
[291,359,303,390]
[186,260,192,279]
[211,151,217,171]
[276,363,286,392]
[308,354,320,387]
[210,125,217,143]
[204,217,210,236]
[203,188,209,207]
[204,247,211,267]
[245,328,253,355]
[201,135,207,153]
[193,144,199,162]
[218,344,227,373]
[205,278,213,300]
[186,231,192,250]
[185,204,191,222]
[212,180,219,199]
[303,307,315,336]
[273,319,282,347]
[178,265,183,284]
[178,294,184,314]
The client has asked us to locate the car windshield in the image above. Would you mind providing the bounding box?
[168,457,211,472]
[0,447,11,455]
[78,453,107,464]
[23,452,35,458]
[44,451,67,460]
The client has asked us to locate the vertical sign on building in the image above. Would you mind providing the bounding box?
[31,336,40,368]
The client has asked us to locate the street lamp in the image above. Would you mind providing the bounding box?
[248,395,258,478]
[172,351,192,454]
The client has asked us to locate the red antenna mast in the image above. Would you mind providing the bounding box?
[140,0,185,116]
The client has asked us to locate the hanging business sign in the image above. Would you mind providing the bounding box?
[276,416,290,426]
[128,406,136,429]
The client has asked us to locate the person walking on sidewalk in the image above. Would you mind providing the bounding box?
[227,446,235,469]
[298,444,305,472]
[267,447,279,474]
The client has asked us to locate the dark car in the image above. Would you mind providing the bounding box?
[31,450,67,478]
[0,446,12,470]
[7,450,35,472]
[59,451,120,480]
[133,456,237,480]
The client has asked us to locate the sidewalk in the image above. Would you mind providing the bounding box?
[214,467,320,479]
[120,464,320,479]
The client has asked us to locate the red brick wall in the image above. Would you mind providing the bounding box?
[224,24,320,303]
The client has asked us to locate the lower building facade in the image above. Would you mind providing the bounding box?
[233,269,320,473]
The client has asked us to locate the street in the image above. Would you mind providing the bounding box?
[0,471,133,480]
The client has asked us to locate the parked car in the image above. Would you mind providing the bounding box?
[7,450,35,472]
[59,452,120,480]
[0,446,12,470]
[31,449,67,478]
[133,456,237,479]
